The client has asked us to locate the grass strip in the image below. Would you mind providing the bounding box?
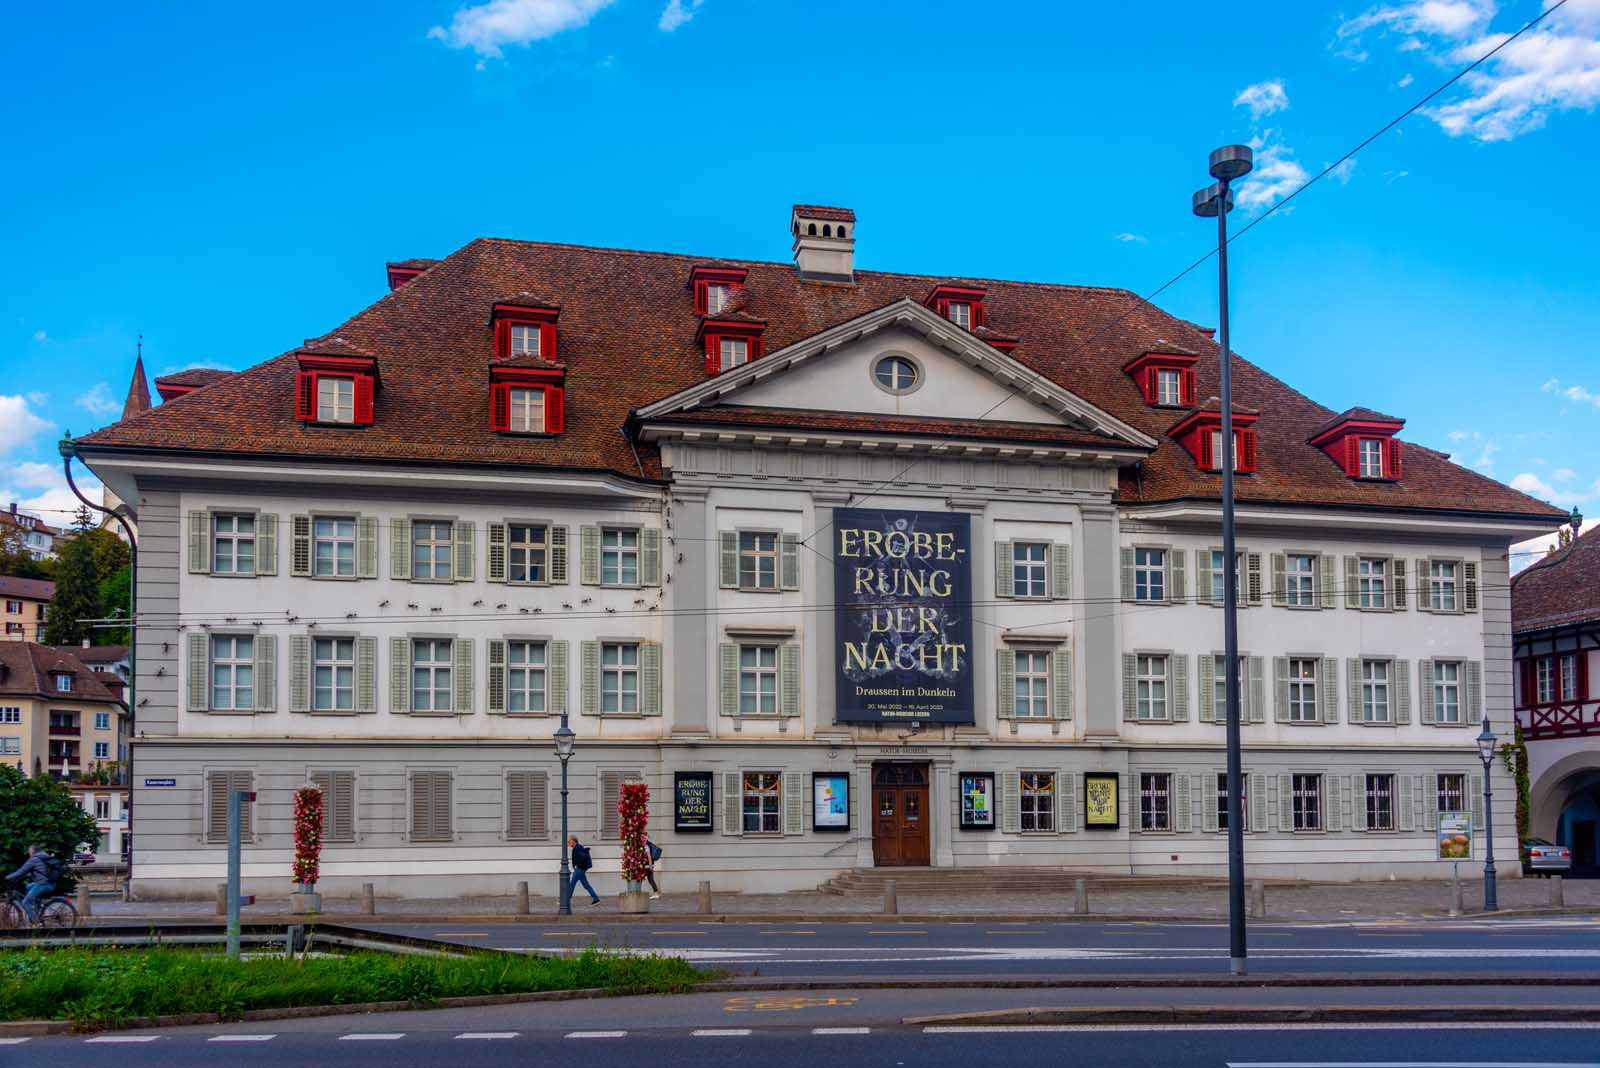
[0,946,708,1029]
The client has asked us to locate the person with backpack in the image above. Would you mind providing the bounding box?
[567,835,601,906]
[5,845,59,925]
[643,834,663,900]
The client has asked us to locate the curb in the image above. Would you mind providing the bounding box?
[903,1005,1600,1027]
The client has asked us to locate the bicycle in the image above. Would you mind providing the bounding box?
[1,882,78,931]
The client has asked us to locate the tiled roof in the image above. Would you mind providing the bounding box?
[153,367,235,389]
[1309,406,1405,439]
[123,355,152,420]
[47,644,128,664]
[77,235,1565,519]
[0,575,54,600]
[389,257,439,271]
[794,205,856,222]
[1512,524,1600,633]
[648,406,1128,449]
[0,643,122,703]
[0,512,60,538]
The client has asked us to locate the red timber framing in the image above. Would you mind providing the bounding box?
[294,352,377,425]
[1515,620,1600,740]
[699,317,766,374]
[924,284,987,330]
[1308,413,1405,480]
[689,266,748,315]
[1167,406,1259,474]
[491,302,559,363]
[1123,350,1199,408]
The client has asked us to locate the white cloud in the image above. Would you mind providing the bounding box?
[1113,232,1148,244]
[1329,158,1359,184]
[1235,131,1311,213]
[1447,429,1471,441]
[1541,377,1600,408]
[1554,467,1578,481]
[0,394,53,455]
[659,0,705,32]
[25,391,48,406]
[1512,471,1562,498]
[1337,0,1600,141]
[0,461,99,524]
[1510,470,1600,507]
[31,329,46,343]
[1473,439,1500,471]
[1233,79,1290,119]
[428,0,618,58]
[1398,72,1416,86]
[76,382,120,419]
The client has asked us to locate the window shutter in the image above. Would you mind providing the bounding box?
[188,632,210,711]
[206,772,231,843]
[1469,773,1484,831]
[391,518,411,580]
[722,771,742,836]
[255,513,277,576]
[1326,775,1343,832]
[600,771,622,839]
[994,541,1012,597]
[1466,660,1482,721]
[719,643,740,718]
[783,771,804,835]
[1317,554,1336,609]
[356,636,377,713]
[487,639,507,713]
[389,637,410,713]
[355,516,377,579]
[295,371,315,420]
[1273,657,1290,723]
[1176,774,1193,833]
[452,638,474,713]
[506,771,529,839]
[1120,653,1136,721]
[1415,557,1430,611]
[290,515,313,577]
[486,523,507,583]
[719,532,739,588]
[1000,770,1021,833]
[640,528,662,586]
[544,387,565,434]
[780,533,800,590]
[579,526,601,585]
[1119,547,1135,601]
[188,511,210,574]
[1198,429,1214,470]
[1239,429,1257,472]
[1398,774,1415,831]
[490,383,510,432]
[1343,556,1360,609]
[1351,775,1367,832]
[1419,660,1436,724]
[780,644,801,718]
[289,634,311,713]
[1246,552,1263,606]
[1050,543,1072,601]
[1170,550,1186,602]
[1058,772,1078,833]
[1344,435,1360,476]
[353,375,374,424]
[413,771,452,842]
[1392,659,1410,724]
[704,335,720,375]
[1199,654,1216,723]
[1320,656,1339,724]
[333,771,357,842]
[1391,558,1408,610]
[548,640,568,715]
[1171,654,1189,722]
[250,634,275,711]
[549,526,569,583]
[529,771,549,838]
[1270,553,1287,607]
[1462,562,1479,612]
[996,649,1015,720]
[581,640,600,714]
[1387,439,1403,479]
[1248,655,1265,723]
[1143,366,1157,403]
[453,520,475,582]
[1425,773,1439,830]
[1204,773,1220,832]
[1346,657,1361,723]
[1051,648,1072,721]
[1250,772,1267,831]
[1194,550,1212,605]
[640,641,662,715]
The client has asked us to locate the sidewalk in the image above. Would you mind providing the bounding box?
[83,875,1600,925]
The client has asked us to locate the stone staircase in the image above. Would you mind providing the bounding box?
[817,866,1227,895]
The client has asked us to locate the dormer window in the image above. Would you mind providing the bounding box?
[700,317,767,375]
[1124,350,1199,408]
[317,376,355,423]
[492,302,558,363]
[690,266,749,315]
[947,302,972,328]
[54,672,73,692]
[1307,408,1404,481]
[295,342,378,426]
[490,365,565,436]
[509,323,542,358]
[1204,428,1257,473]
[706,285,730,315]
[1156,369,1183,406]
[1168,404,1259,475]
[719,337,750,371]
[508,387,546,433]
[925,285,987,331]
[1358,437,1384,478]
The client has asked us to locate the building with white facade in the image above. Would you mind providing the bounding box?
[76,206,1565,898]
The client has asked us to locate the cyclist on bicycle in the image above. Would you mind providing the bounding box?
[6,845,60,924]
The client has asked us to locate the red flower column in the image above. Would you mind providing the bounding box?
[292,785,325,891]
[619,782,650,888]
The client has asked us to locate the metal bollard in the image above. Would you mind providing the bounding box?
[75,883,91,917]
[284,924,305,957]
[697,880,712,915]
[361,882,375,916]
[516,880,530,915]
[1550,875,1565,908]
[1449,873,1464,917]
[883,879,898,916]
[1074,878,1088,915]
[216,882,228,917]
[1249,879,1266,920]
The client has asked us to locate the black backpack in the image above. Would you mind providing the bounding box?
[571,844,592,871]
[41,855,66,883]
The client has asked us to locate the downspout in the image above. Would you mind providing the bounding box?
[59,434,137,890]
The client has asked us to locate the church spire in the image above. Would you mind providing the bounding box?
[122,335,152,421]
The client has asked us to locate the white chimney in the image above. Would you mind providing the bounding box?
[791,204,855,282]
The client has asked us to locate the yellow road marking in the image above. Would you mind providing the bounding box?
[437,931,488,937]
[868,929,927,935]
[724,995,860,1013]
[760,929,815,935]
[543,930,597,936]
[652,929,706,935]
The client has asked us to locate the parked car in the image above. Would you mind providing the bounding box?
[1522,837,1572,877]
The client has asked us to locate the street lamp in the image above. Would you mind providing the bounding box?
[555,715,576,916]
[1193,143,1253,977]
[1476,716,1499,912]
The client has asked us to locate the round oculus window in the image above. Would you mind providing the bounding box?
[874,355,919,394]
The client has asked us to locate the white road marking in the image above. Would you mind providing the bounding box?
[566,1031,627,1039]
[208,1034,277,1042]
[456,1032,520,1040]
[813,1027,871,1035]
[339,1033,406,1041]
[85,1035,160,1043]
[925,1023,1600,1035]
[0,1038,32,1045]
[693,1028,753,1037]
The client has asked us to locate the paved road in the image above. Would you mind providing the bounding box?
[355,916,1600,977]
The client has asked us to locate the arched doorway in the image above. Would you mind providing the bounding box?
[1557,772,1600,877]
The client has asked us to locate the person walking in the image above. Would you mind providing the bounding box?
[567,835,601,906]
[5,845,59,925]
[643,834,663,900]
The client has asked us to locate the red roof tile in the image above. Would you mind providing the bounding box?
[154,367,236,389]
[0,643,122,703]
[0,576,54,601]
[1512,524,1600,633]
[794,205,856,222]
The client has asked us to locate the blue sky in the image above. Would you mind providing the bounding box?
[2,1,1597,558]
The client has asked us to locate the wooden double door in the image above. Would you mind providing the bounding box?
[872,762,931,867]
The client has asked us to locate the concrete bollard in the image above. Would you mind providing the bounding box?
[515,881,530,915]
[361,882,375,916]
[1449,873,1464,917]
[883,879,898,916]
[1249,879,1266,920]
[1074,878,1089,915]
[216,882,228,916]
[75,883,91,918]
[1550,875,1565,908]
[697,880,712,915]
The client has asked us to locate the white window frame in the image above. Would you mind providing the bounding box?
[1358,437,1385,478]
[1433,659,1463,724]
[94,796,111,818]
[1134,548,1166,602]
[0,708,20,724]
[1213,654,1243,721]
[210,635,254,711]
[1215,772,1248,832]
[1207,428,1243,471]
[509,322,541,358]
[94,712,111,730]
[1559,654,1578,702]
[0,737,19,756]
[738,644,779,716]
[738,531,778,591]
[1012,541,1048,599]
[1013,650,1051,719]
[1156,368,1182,406]
[412,520,454,581]
[1362,658,1391,723]
[1139,771,1172,832]
[1287,657,1319,722]
[719,337,750,371]
[741,770,782,834]
[947,301,972,328]
[313,636,356,712]
[313,515,357,578]
[212,513,257,575]
[1284,553,1316,608]
[1136,654,1169,721]
[1292,773,1323,832]
[508,523,549,584]
[601,642,640,714]
[1358,556,1388,609]
[1019,771,1056,832]
[1208,550,1243,604]
[53,673,72,692]
[411,638,454,713]
[705,283,730,315]
[316,375,355,423]
[600,528,640,587]
[1365,773,1396,831]
[508,387,546,433]
[874,355,918,393]
[507,640,547,714]
[1535,657,1555,703]
[1428,559,1459,612]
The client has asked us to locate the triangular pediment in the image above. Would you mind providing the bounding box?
[635,299,1156,450]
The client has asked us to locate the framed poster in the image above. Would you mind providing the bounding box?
[1437,811,1473,860]
[959,771,995,830]
[674,771,713,833]
[1084,772,1120,830]
[813,772,850,832]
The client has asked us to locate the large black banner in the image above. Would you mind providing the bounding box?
[833,508,974,724]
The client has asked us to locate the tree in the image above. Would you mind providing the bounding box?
[0,765,99,891]
[0,524,53,581]
[1546,526,1574,557]
[41,524,104,646]
[98,565,132,645]
[78,526,131,585]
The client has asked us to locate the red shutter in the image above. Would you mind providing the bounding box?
[1344,436,1360,477]
[1144,367,1157,403]
[693,281,708,315]
[1578,653,1590,702]
[1198,429,1213,470]
[543,322,557,363]
[705,335,720,375]
[295,371,315,420]
[353,374,374,424]
[494,320,508,360]
[490,383,510,431]
[1239,428,1258,472]
[544,386,564,434]
[1387,439,1403,479]
[752,335,764,360]
[1181,370,1197,407]
[974,301,986,328]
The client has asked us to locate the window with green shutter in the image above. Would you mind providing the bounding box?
[409,770,452,842]
[205,770,253,843]
[505,770,549,840]
[310,770,356,842]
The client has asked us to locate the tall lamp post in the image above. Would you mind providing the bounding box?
[1193,144,1253,977]
[555,715,576,916]
[1476,716,1499,913]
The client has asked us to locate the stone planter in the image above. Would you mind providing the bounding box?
[617,890,651,914]
[290,885,322,914]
